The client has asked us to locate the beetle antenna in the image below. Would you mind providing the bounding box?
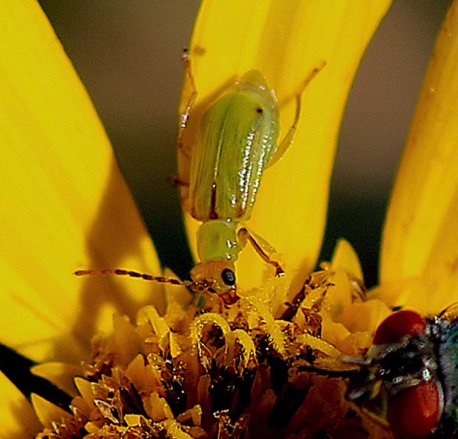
[74,268,193,288]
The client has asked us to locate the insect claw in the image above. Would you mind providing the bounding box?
[169,176,189,187]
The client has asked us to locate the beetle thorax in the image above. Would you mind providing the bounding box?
[197,219,241,263]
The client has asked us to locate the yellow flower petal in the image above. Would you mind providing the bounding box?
[180,1,392,293]
[31,393,71,429]
[74,376,95,408]
[31,362,81,397]
[381,1,458,313]
[0,371,41,439]
[330,239,364,282]
[0,1,162,362]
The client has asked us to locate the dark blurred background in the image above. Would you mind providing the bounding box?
[38,1,452,287]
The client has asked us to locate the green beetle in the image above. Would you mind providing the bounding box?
[76,57,323,306]
[178,55,324,301]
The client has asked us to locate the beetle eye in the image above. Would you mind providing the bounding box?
[256,107,263,114]
[221,268,236,286]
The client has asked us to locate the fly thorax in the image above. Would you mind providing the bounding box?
[432,317,458,422]
[367,331,438,396]
[197,219,241,262]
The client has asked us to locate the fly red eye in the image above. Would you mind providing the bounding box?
[373,310,426,345]
[387,381,442,437]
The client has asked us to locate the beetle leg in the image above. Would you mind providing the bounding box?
[268,61,326,167]
[178,49,198,159]
[267,92,302,167]
[237,227,285,276]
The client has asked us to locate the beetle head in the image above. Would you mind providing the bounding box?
[191,260,238,304]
